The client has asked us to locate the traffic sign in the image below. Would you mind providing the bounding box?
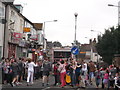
[71,46,79,55]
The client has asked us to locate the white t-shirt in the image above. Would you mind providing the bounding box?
[114,76,118,85]
[82,63,88,71]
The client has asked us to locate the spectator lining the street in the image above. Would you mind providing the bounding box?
[88,61,96,85]
[103,69,109,88]
[11,58,20,87]
[42,57,51,87]
[58,60,66,88]
[95,68,101,88]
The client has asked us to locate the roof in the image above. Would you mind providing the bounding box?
[53,47,71,52]
[33,23,43,30]
[80,44,97,52]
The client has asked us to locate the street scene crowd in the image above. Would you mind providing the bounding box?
[1,57,120,89]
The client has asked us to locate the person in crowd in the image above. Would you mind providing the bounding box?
[10,58,19,87]
[1,57,5,84]
[42,57,51,87]
[58,60,66,88]
[70,60,77,87]
[37,60,42,79]
[1,58,13,86]
[100,67,106,89]
[17,58,24,84]
[2,58,10,84]
[34,61,40,80]
[65,63,71,85]
[26,58,38,86]
[39,60,43,79]
[22,58,26,80]
[81,61,88,88]
[103,69,109,88]
[109,65,115,88]
[25,58,29,81]
[114,73,120,90]
[52,61,59,86]
[75,61,81,86]
[7,60,13,86]
[88,61,96,85]
[95,68,102,88]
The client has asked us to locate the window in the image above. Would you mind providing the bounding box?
[0,46,2,60]
[0,7,4,17]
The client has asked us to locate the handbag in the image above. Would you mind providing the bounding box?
[66,74,71,83]
[78,76,82,80]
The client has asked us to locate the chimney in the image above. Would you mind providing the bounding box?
[93,38,96,43]
[14,4,23,13]
[89,39,92,45]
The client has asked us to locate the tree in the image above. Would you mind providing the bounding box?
[96,26,120,64]
[53,41,62,47]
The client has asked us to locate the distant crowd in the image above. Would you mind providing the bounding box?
[0,57,120,89]
[52,59,120,89]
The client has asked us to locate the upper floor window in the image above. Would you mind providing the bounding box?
[0,7,4,17]
[11,10,15,17]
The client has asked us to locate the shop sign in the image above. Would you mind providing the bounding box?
[23,27,30,32]
[12,32,23,39]
[30,35,38,40]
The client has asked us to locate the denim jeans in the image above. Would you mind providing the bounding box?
[95,78,101,87]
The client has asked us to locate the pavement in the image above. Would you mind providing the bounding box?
[1,75,103,90]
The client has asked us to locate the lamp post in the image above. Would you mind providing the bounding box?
[108,4,120,7]
[108,2,120,25]
[71,13,79,60]
[74,13,78,45]
[108,3,120,55]
[91,30,102,36]
[43,20,57,50]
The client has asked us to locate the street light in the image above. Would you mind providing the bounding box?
[108,4,120,7]
[43,20,57,50]
[71,13,79,60]
[74,13,78,45]
[43,20,57,38]
[91,30,102,36]
[108,3,120,25]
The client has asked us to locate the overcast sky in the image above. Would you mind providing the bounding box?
[14,0,120,46]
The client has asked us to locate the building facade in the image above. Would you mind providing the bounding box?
[0,1,5,60]
[2,3,25,58]
[0,0,45,60]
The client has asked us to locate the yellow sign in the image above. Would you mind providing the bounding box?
[23,27,30,32]
[80,52,86,53]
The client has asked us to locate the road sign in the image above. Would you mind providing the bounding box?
[71,46,79,55]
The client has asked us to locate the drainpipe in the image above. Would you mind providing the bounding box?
[3,3,8,58]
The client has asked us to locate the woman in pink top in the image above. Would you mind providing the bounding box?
[58,60,66,88]
[103,69,109,88]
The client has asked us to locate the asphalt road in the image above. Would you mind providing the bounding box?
[2,75,102,90]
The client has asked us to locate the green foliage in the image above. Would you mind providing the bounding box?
[53,41,62,47]
[96,26,120,64]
